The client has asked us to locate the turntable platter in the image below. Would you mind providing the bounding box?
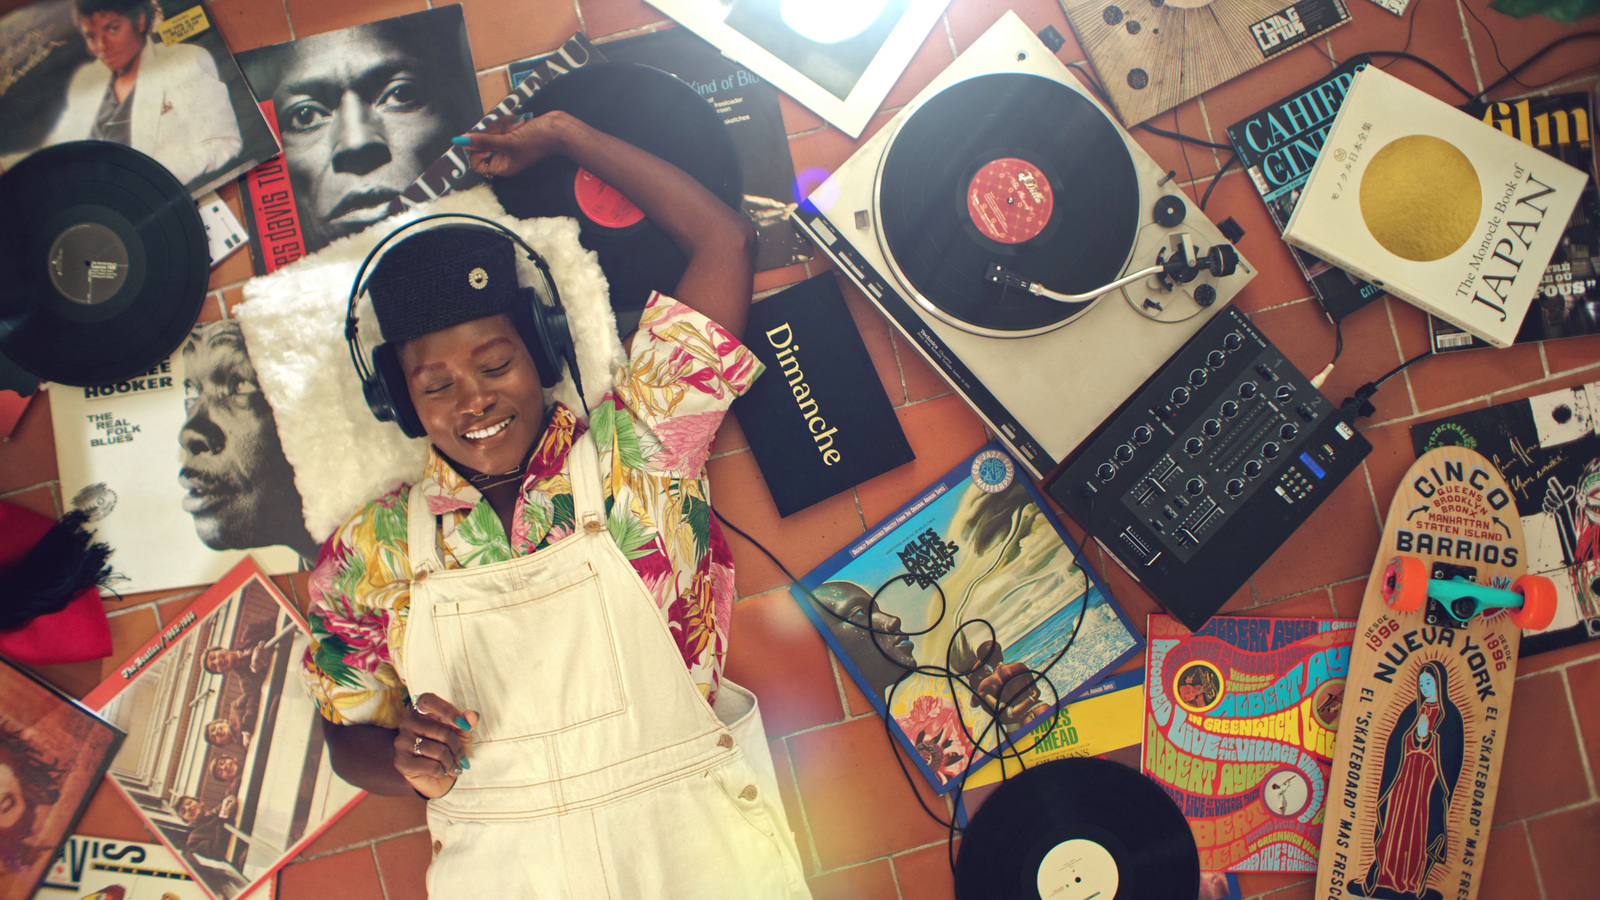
[874,73,1140,336]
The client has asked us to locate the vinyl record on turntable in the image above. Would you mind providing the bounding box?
[490,63,743,328]
[875,73,1140,337]
[0,141,207,387]
[955,758,1199,900]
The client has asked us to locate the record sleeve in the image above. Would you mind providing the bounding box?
[0,0,279,199]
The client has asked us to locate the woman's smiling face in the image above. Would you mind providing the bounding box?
[0,762,23,830]
[398,314,544,475]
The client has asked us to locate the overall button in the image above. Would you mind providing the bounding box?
[718,734,735,749]
[433,840,443,855]
[583,516,606,533]
[739,785,759,801]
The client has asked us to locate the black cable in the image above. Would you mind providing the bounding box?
[1473,31,1600,101]
[1362,51,1477,99]
[713,502,1100,875]
[1375,0,1423,69]
[1338,348,1435,421]
[1199,152,1238,212]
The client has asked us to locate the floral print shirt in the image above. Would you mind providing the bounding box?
[300,295,763,728]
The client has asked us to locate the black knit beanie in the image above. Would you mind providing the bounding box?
[367,227,522,344]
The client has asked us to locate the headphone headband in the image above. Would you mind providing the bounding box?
[346,214,582,439]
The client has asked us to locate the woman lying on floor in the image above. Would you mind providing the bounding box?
[298,108,811,899]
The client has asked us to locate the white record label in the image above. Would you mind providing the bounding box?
[1036,838,1120,899]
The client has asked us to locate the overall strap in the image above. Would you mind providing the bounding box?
[405,481,443,575]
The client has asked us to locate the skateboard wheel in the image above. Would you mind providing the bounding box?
[1510,575,1558,631]
[1382,556,1428,612]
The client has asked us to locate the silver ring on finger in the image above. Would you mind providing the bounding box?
[412,735,424,756]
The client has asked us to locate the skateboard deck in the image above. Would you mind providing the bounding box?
[1313,447,1523,900]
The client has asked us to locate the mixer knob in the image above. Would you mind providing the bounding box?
[1280,423,1298,441]
[1115,443,1135,462]
[1221,400,1239,418]
[1244,459,1263,478]
[1097,462,1117,482]
[1134,424,1154,445]
[1189,368,1208,387]
[1203,419,1221,437]
[1224,332,1244,351]
[1186,478,1204,496]
[1262,442,1281,459]
[1171,386,1190,406]
[1239,381,1258,399]
[1185,437,1204,456]
[1207,350,1226,368]
[1275,384,1296,402]
[1225,478,1245,496]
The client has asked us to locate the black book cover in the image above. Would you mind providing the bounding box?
[1226,55,1386,322]
[734,274,913,516]
[598,26,812,272]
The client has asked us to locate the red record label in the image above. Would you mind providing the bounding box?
[574,167,646,228]
[966,158,1053,244]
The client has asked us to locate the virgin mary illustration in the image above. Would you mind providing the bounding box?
[1350,658,1465,900]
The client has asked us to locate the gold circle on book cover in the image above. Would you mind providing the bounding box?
[489,63,743,322]
[0,140,207,387]
[955,757,1200,900]
[874,73,1141,336]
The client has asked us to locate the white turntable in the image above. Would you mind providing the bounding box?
[795,12,1256,479]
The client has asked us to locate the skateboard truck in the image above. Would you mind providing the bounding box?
[1381,555,1557,631]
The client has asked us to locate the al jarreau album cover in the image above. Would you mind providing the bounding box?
[0,0,278,199]
[84,559,362,900]
[50,320,314,597]
[0,659,123,900]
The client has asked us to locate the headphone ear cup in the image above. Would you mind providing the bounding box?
[372,342,427,439]
[514,288,573,389]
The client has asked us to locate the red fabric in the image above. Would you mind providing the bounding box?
[0,499,113,666]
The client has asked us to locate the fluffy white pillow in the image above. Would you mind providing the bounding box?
[235,186,623,542]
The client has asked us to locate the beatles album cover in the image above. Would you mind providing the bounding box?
[84,559,361,900]
[1411,379,1600,654]
[1144,614,1355,873]
[0,0,278,198]
[0,660,123,900]
[791,441,1142,792]
[49,320,313,597]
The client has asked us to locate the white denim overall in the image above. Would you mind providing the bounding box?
[399,432,810,899]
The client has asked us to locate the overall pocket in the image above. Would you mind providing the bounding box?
[431,562,626,742]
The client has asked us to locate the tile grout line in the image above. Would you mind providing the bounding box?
[1520,819,1550,900]
[776,735,827,879]
[1557,668,1598,801]
[371,842,391,900]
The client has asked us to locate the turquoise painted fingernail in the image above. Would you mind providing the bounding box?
[451,136,472,146]
[456,716,471,730]
[460,758,470,770]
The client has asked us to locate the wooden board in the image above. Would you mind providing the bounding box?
[1058,0,1352,126]
[1313,447,1524,900]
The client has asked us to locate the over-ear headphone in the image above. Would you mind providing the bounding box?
[345,214,584,439]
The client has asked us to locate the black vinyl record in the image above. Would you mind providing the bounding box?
[877,73,1140,334]
[490,63,742,330]
[0,141,207,386]
[956,758,1199,900]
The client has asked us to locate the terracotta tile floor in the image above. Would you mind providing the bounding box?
[2,0,1598,897]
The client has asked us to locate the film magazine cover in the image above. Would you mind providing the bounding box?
[84,559,362,900]
[0,0,278,198]
[1283,66,1590,348]
[234,5,482,273]
[791,441,1142,792]
[36,834,267,899]
[1427,91,1600,353]
[1411,378,1600,655]
[49,320,313,597]
[0,661,123,900]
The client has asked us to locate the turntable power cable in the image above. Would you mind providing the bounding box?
[713,504,1097,872]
